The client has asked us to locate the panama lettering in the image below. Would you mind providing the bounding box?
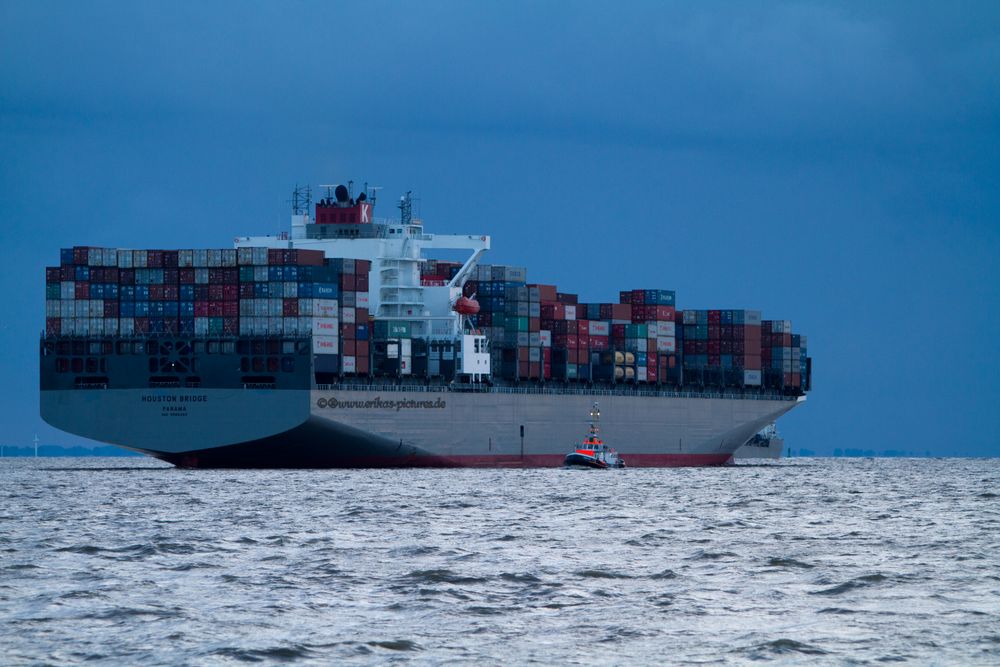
[317,396,446,411]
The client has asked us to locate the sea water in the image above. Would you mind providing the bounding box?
[1,458,998,664]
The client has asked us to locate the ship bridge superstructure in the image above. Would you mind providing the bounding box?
[234,184,490,342]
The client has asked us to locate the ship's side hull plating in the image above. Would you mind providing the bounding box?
[41,385,803,468]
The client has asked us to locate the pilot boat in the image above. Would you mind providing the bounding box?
[564,403,625,469]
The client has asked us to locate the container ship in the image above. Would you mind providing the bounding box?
[39,183,811,468]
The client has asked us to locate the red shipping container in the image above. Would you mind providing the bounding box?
[530,284,558,302]
[104,301,119,317]
[45,318,61,335]
[239,284,255,298]
[208,284,224,301]
[696,340,708,354]
[356,274,369,291]
[356,355,370,374]
[556,293,578,305]
[529,317,540,332]
[148,285,163,300]
[163,268,178,284]
[356,340,369,357]
[179,268,195,284]
[223,285,239,301]
[163,250,179,268]
[208,302,224,317]
[356,308,369,322]
[343,339,356,356]
[194,302,209,317]
[540,303,565,319]
[341,323,355,339]
[163,285,179,300]
[147,251,164,268]
[340,273,356,291]
[268,249,284,265]
[647,365,658,382]
[75,282,90,299]
[283,299,298,316]
[208,268,223,283]
[707,340,721,355]
[543,363,551,380]
[60,266,74,281]
[223,268,238,284]
[223,301,238,317]
[720,340,732,354]
[708,310,721,324]
[684,340,696,354]
[223,317,238,334]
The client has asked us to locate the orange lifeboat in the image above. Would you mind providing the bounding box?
[453,296,480,315]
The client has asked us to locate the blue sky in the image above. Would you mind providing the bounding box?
[2,1,998,455]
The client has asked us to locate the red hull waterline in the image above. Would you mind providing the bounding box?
[170,451,734,469]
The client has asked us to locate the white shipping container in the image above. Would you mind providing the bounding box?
[104,318,119,335]
[195,317,209,336]
[313,317,339,336]
[283,317,299,335]
[298,299,314,316]
[221,249,237,267]
[341,291,355,307]
[253,299,268,317]
[298,317,312,334]
[564,305,576,320]
[283,282,297,298]
[342,356,357,373]
[743,370,762,386]
[315,299,340,317]
[252,317,267,335]
[745,310,762,326]
[103,248,117,266]
[400,339,412,356]
[90,318,104,335]
[637,367,647,383]
[268,317,283,334]
[237,247,253,265]
[194,268,209,284]
[656,321,676,338]
[655,337,676,353]
[178,249,194,267]
[539,330,551,347]
[60,301,74,318]
[75,301,88,318]
[588,321,609,336]
[356,292,369,308]
[341,308,356,324]
[61,318,76,335]
[252,247,268,265]
[133,250,147,268]
[61,281,75,299]
[207,249,222,267]
[253,266,268,282]
[117,251,133,268]
[87,248,103,267]
[239,300,253,317]
[120,317,134,335]
[89,299,104,317]
[239,319,252,336]
[45,301,60,317]
[268,298,283,316]
[312,335,339,354]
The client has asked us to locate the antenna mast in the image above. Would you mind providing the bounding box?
[290,184,312,215]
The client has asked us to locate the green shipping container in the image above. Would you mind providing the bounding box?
[373,320,412,339]
[503,316,529,332]
[45,284,61,299]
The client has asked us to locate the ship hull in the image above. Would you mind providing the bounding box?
[41,385,803,468]
[734,437,785,460]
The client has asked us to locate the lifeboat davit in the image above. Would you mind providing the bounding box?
[453,296,480,315]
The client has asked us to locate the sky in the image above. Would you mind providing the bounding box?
[1,1,998,456]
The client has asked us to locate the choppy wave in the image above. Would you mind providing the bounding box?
[1,457,998,664]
